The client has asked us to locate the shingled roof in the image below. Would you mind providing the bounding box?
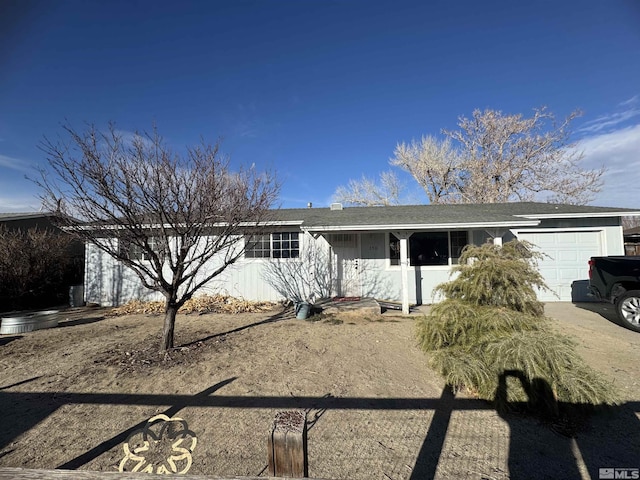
[268,202,640,232]
[0,212,56,222]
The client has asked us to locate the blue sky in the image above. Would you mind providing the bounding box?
[1,0,639,212]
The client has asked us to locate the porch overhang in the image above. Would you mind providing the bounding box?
[301,219,540,315]
[300,219,540,233]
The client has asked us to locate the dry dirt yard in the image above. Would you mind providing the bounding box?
[0,302,639,479]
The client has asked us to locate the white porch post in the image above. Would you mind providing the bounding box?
[393,231,413,314]
[486,228,506,247]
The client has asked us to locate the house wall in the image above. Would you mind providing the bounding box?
[84,232,326,306]
[85,240,161,306]
[84,218,626,307]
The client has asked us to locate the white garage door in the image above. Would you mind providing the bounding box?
[516,231,602,301]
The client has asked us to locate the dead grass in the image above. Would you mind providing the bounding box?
[106,295,278,317]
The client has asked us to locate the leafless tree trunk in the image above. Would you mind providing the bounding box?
[36,123,279,352]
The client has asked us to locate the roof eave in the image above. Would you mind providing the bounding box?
[515,211,640,220]
[301,220,541,232]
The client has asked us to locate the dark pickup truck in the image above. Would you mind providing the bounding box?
[588,256,640,332]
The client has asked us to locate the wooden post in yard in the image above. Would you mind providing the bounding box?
[268,410,308,477]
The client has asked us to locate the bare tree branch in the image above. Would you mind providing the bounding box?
[333,170,403,206]
[35,123,280,351]
[391,136,461,204]
[442,107,604,204]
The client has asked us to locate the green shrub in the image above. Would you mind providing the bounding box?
[417,240,617,413]
[435,241,548,316]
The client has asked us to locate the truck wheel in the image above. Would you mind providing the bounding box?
[615,290,640,332]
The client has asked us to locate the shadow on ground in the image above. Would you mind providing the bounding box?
[0,374,638,479]
[573,301,621,325]
[0,335,22,347]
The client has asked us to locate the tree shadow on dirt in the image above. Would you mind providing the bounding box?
[493,370,639,480]
[56,377,237,470]
[179,306,293,348]
[57,315,106,329]
[0,376,42,391]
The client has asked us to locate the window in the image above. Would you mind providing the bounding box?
[389,234,400,266]
[388,231,469,266]
[245,234,271,258]
[330,233,356,247]
[450,231,468,264]
[272,232,299,258]
[122,237,161,262]
[245,232,299,259]
[410,232,449,266]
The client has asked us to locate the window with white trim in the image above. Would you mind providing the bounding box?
[121,237,162,262]
[245,232,300,258]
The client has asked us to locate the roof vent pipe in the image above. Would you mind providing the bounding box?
[307,202,312,208]
[330,203,343,211]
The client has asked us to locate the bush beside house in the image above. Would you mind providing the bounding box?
[416,240,617,415]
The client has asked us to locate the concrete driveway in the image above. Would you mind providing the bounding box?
[544,301,640,402]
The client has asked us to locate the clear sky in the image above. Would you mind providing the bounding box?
[1,0,639,212]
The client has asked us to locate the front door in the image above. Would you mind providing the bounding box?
[332,233,361,297]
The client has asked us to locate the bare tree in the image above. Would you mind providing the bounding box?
[37,123,279,352]
[440,108,603,204]
[337,107,605,206]
[333,170,402,206]
[622,216,640,230]
[0,226,72,309]
[390,136,460,204]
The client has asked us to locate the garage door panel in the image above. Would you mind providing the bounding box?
[558,251,579,262]
[518,231,602,302]
[560,269,581,281]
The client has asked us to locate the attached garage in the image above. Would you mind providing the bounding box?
[516,230,603,301]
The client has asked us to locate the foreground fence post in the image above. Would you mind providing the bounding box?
[268,410,308,477]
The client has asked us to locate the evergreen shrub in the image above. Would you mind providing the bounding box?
[416,240,617,413]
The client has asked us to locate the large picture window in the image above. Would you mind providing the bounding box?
[410,232,449,266]
[389,231,468,266]
[245,232,300,259]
